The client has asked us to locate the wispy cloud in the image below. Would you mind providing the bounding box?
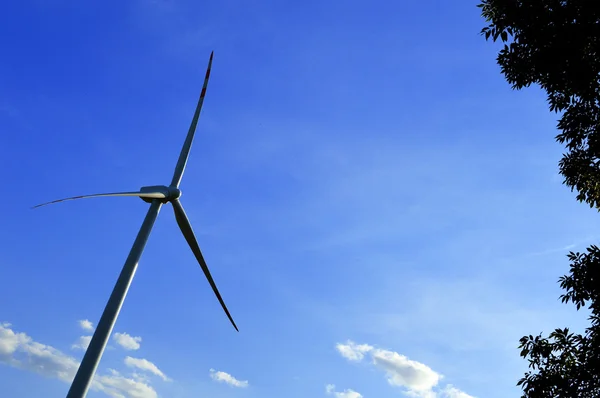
[326,384,363,398]
[209,368,248,388]
[1,322,166,398]
[520,235,598,259]
[124,356,170,382]
[113,332,142,351]
[440,384,477,398]
[336,340,474,398]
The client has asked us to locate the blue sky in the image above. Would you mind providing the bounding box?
[0,1,597,397]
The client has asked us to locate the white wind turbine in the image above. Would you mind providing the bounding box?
[33,52,238,398]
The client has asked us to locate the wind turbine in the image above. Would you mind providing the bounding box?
[33,52,237,398]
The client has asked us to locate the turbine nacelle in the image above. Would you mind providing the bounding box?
[139,185,181,203]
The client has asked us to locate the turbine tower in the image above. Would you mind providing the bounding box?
[33,52,237,398]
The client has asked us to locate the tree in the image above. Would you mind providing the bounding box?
[478,1,600,396]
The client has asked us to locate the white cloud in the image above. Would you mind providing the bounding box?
[124,357,170,381]
[209,368,248,388]
[370,348,440,395]
[71,336,92,350]
[113,333,142,351]
[335,341,473,398]
[335,341,373,361]
[94,369,157,398]
[0,322,163,398]
[78,320,94,332]
[326,384,363,398]
[0,323,79,382]
[0,322,24,358]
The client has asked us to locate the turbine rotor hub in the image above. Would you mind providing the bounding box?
[166,186,182,201]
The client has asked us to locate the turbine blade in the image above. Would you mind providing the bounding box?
[171,199,239,331]
[170,51,214,188]
[32,191,167,209]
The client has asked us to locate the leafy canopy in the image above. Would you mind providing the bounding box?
[480,0,600,208]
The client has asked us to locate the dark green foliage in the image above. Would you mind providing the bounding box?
[516,246,600,397]
[478,1,600,396]
[479,0,600,208]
